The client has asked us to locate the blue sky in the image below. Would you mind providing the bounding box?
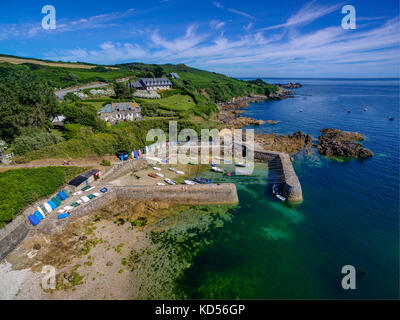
[0,0,399,77]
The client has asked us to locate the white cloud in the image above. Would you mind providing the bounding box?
[227,8,255,20]
[260,1,339,31]
[210,20,226,30]
[213,1,223,9]
[0,8,136,40]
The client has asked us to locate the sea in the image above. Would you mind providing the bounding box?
[167,78,399,299]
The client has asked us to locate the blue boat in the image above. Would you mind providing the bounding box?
[194,177,212,184]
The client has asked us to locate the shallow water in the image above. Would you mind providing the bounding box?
[173,79,399,299]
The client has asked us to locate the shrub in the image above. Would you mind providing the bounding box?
[12,129,64,155]
[101,159,111,166]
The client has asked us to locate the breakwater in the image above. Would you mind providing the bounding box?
[233,142,303,202]
[0,183,238,261]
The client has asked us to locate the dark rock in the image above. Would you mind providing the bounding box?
[317,128,373,159]
[33,243,41,250]
[275,82,303,89]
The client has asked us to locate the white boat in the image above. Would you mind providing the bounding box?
[64,206,73,210]
[176,170,184,175]
[235,162,246,167]
[168,167,177,172]
[73,191,82,196]
[153,167,161,171]
[184,180,196,185]
[272,184,278,195]
[157,183,165,186]
[84,186,95,192]
[80,196,90,203]
[93,193,100,197]
[211,167,224,173]
[155,172,164,178]
[164,178,177,185]
[276,194,286,201]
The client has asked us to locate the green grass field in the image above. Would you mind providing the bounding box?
[0,166,88,228]
[139,94,196,112]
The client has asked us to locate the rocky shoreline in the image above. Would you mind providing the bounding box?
[217,84,374,159]
[217,87,294,128]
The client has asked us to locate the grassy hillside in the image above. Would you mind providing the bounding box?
[0,166,87,228]
[0,55,277,163]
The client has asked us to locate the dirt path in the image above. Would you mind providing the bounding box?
[0,157,117,173]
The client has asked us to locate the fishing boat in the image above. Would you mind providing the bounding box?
[153,167,161,171]
[164,178,177,185]
[155,173,164,178]
[194,177,212,184]
[211,167,224,173]
[184,180,196,185]
[148,173,158,178]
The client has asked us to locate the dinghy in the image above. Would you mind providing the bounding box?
[194,177,211,184]
[164,178,177,185]
[155,172,164,178]
[211,167,224,173]
[153,167,161,171]
[184,180,196,185]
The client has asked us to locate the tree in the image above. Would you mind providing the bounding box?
[113,82,132,99]
[154,67,164,78]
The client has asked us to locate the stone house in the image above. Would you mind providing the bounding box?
[168,72,180,79]
[129,78,172,91]
[98,102,142,124]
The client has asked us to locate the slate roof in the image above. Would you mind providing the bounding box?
[140,78,172,86]
[169,73,180,79]
[99,102,141,114]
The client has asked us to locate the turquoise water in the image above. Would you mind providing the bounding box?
[177,79,399,299]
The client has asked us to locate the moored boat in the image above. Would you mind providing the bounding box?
[194,177,212,184]
[153,167,161,171]
[164,178,177,185]
[184,180,196,185]
[276,194,286,201]
[155,173,164,178]
[211,167,224,173]
[148,173,158,178]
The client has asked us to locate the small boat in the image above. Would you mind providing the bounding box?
[211,167,224,173]
[80,196,90,203]
[226,172,232,177]
[347,110,351,113]
[157,182,165,186]
[194,177,212,184]
[235,162,246,167]
[272,184,278,195]
[176,170,184,175]
[168,167,177,172]
[100,187,108,193]
[153,167,161,171]
[299,109,303,112]
[184,180,196,185]
[188,161,196,165]
[211,163,217,167]
[389,116,394,120]
[276,194,286,201]
[155,172,164,178]
[164,178,177,185]
[148,173,158,178]
[364,108,367,112]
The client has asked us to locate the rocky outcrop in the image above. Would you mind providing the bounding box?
[317,128,373,159]
[275,82,303,89]
[255,131,313,154]
[217,90,292,127]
